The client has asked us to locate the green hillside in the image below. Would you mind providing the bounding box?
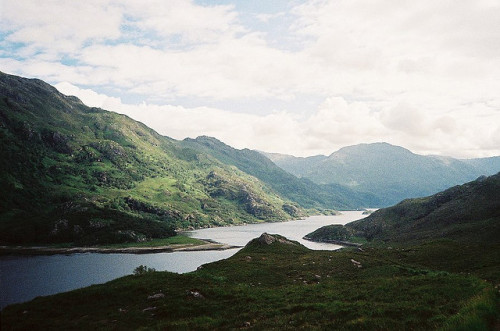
[183,136,380,210]
[0,72,298,245]
[266,143,500,206]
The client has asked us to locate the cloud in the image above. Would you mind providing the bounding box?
[54,83,500,159]
[123,0,242,44]
[4,0,499,103]
[54,82,305,153]
[2,0,500,158]
[54,82,123,110]
[1,0,123,57]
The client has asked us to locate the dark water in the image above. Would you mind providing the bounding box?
[0,249,237,309]
[0,211,365,309]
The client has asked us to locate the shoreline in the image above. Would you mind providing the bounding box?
[0,212,357,256]
[0,241,242,256]
[302,236,363,248]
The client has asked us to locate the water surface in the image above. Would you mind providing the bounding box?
[187,211,364,249]
[0,211,365,309]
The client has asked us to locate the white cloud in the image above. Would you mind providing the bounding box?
[1,0,123,57]
[123,0,242,44]
[54,83,500,159]
[54,82,305,153]
[54,82,123,110]
[2,0,500,158]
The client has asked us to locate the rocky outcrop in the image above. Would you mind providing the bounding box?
[282,204,301,217]
[124,197,183,221]
[253,233,298,246]
[204,172,283,220]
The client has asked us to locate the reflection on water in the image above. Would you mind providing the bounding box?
[0,211,365,309]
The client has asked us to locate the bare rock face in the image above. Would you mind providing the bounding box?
[255,233,297,246]
[257,233,276,245]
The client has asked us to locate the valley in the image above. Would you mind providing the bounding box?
[1,72,499,330]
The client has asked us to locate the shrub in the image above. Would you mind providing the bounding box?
[133,265,156,276]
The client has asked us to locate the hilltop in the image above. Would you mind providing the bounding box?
[346,172,500,244]
[305,172,500,245]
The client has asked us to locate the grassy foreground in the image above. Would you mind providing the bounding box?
[2,234,498,330]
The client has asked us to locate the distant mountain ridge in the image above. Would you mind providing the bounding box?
[183,136,380,210]
[264,142,500,206]
[2,71,498,247]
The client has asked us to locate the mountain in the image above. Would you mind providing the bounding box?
[462,156,500,174]
[263,151,328,176]
[265,142,500,206]
[0,72,299,245]
[307,172,500,244]
[182,136,380,210]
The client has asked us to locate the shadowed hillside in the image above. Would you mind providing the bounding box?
[306,173,500,282]
[347,172,500,243]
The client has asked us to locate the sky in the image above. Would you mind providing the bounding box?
[1,0,500,158]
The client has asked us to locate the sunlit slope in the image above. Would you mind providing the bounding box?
[183,136,380,210]
[0,72,297,245]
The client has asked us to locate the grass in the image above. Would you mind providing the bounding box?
[2,236,498,330]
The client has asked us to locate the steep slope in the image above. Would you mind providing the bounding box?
[308,172,500,244]
[0,72,295,245]
[266,143,500,206]
[183,136,380,210]
[306,173,500,285]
